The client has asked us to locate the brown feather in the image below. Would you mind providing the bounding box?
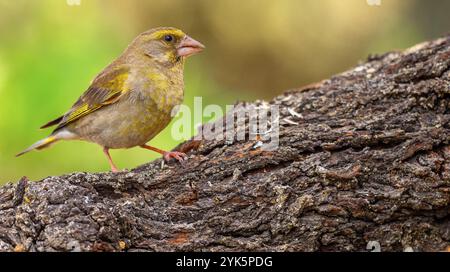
[53,66,130,131]
[40,116,64,129]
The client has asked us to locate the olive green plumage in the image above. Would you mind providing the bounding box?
[17,27,205,172]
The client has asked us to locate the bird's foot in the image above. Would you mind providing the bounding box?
[163,151,187,164]
[103,147,119,173]
[140,145,187,165]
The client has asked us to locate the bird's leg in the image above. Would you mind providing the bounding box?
[103,147,118,173]
[140,144,187,163]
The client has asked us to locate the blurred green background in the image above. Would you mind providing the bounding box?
[0,0,449,184]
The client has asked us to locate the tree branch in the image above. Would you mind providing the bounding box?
[1,36,449,252]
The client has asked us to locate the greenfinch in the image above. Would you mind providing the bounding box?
[17,27,205,172]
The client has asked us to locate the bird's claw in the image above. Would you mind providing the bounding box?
[163,151,187,165]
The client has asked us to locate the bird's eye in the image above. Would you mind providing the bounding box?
[164,35,174,42]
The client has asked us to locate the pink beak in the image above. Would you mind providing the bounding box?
[177,35,205,57]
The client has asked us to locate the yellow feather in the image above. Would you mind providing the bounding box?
[16,136,58,157]
[149,29,184,40]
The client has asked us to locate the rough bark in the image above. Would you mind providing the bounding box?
[1,36,450,252]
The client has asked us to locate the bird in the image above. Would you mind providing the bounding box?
[16,27,205,172]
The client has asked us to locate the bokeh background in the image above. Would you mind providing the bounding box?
[0,0,449,184]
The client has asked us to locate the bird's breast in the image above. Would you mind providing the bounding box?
[126,69,184,132]
[146,71,184,115]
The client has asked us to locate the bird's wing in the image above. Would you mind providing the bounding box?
[42,66,131,131]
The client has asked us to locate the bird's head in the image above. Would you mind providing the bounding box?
[130,27,205,65]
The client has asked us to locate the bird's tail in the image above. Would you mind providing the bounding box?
[16,135,60,157]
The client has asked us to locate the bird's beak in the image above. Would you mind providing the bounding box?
[177,35,205,58]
